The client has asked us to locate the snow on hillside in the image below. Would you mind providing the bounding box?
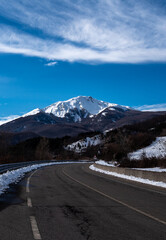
[129,137,166,160]
[65,135,102,153]
[95,160,117,167]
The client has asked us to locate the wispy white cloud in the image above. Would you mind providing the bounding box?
[45,61,57,66]
[0,0,166,63]
[136,104,166,112]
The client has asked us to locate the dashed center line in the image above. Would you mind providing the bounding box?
[30,216,42,240]
[27,197,32,207]
[26,169,42,239]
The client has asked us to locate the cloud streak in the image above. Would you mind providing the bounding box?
[136,103,166,112]
[0,0,166,63]
[45,61,57,66]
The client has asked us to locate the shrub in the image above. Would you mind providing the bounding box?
[119,157,166,168]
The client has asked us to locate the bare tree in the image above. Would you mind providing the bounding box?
[35,138,52,160]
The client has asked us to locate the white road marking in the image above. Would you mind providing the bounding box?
[63,170,166,226]
[26,170,42,239]
[30,216,42,240]
[27,197,32,207]
[26,170,38,193]
[26,178,30,193]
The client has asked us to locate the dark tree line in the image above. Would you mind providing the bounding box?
[0,114,166,166]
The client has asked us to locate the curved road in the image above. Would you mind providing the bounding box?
[0,163,166,240]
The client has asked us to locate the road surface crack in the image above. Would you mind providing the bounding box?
[62,205,94,240]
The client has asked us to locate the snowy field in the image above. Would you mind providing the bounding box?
[0,162,79,195]
[90,164,166,188]
[129,136,166,160]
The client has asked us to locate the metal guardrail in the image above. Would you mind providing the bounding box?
[0,160,55,174]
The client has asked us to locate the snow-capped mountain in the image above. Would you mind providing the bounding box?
[0,96,165,140]
[24,96,131,122]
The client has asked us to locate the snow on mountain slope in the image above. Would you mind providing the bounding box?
[0,96,132,126]
[128,137,166,160]
[0,109,44,126]
[44,96,130,122]
[0,115,20,126]
[65,134,102,153]
[44,96,110,117]
[23,108,42,117]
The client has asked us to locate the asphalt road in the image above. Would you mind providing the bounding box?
[0,163,166,240]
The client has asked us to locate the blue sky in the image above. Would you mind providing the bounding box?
[0,0,166,118]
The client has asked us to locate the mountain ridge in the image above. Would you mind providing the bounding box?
[26,96,131,122]
[0,96,165,141]
[0,96,131,126]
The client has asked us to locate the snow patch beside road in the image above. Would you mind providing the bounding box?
[95,160,166,172]
[90,164,166,188]
[0,162,77,195]
[133,167,166,172]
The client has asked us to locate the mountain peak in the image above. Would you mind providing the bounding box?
[0,96,132,126]
[44,96,112,121]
